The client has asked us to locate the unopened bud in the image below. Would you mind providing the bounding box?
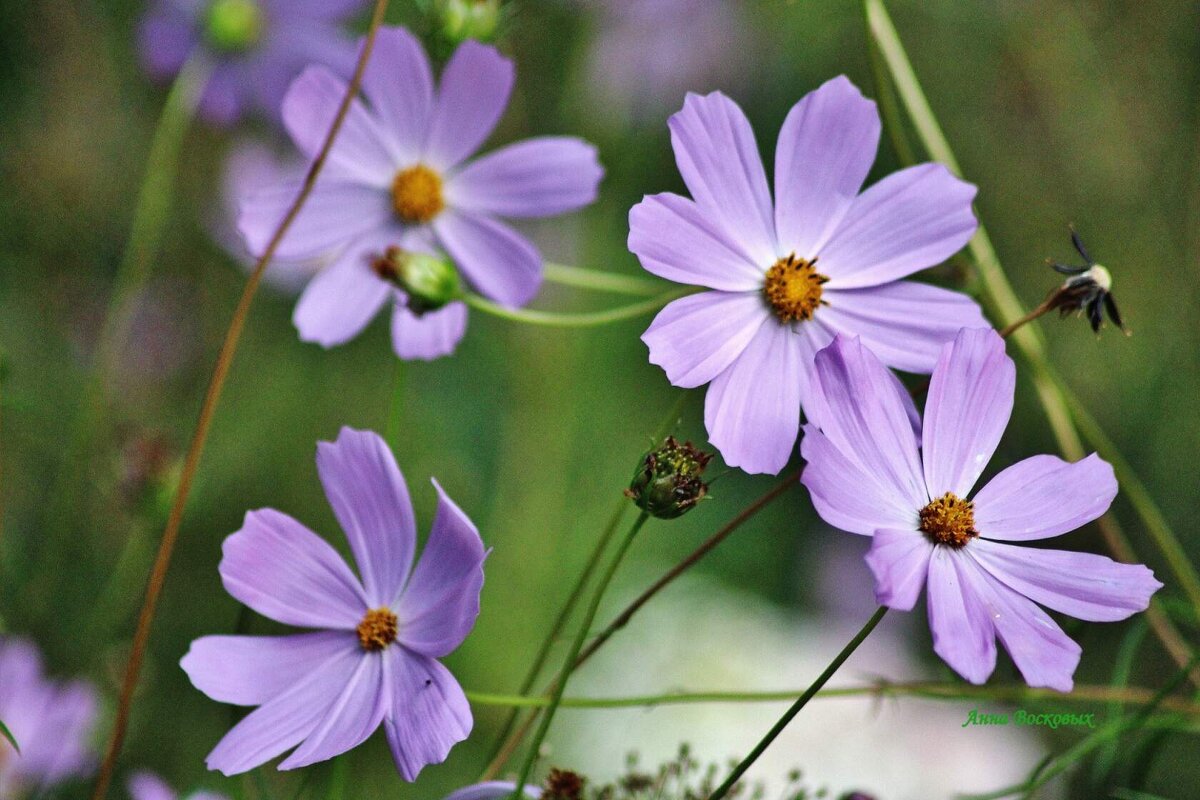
[625,436,712,520]
[436,0,503,44]
[205,0,264,53]
[372,247,461,315]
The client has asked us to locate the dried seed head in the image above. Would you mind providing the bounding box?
[543,768,586,800]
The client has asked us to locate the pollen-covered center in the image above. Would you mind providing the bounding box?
[356,607,398,651]
[763,254,829,322]
[919,492,979,548]
[391,164,445,224]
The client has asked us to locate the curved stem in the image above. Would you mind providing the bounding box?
[510,513,649,799]
[464,289,691,328]
[996,292,1058,339]
[385,360,405,450]
[543,263,668,296]
[707,607,889,800]
[87,3,392,798]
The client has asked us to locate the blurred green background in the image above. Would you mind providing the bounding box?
[1,0,1198,798]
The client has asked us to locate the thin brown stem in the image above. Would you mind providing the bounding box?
[997,290,1058,339]
[87,3,391,797]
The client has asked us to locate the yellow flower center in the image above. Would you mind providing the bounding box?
[356,607,398,651]
[763,254,829,322]
[919,492,978,548]
[391,164,445,224]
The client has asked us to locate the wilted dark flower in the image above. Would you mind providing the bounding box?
[543,768,586,800]
[1046,225,1127,334]
[625,436,712,519]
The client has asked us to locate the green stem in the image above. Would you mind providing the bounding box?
[464,289,691,328]
[0,719,17,754]
[543,262,667,296]
[707,607,888,800]
[510,513,649,799]
[385,360,404,450]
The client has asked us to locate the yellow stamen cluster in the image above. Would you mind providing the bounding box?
[356,607,398,651]
[919,492,978,548]
[391,164,445,223]
[763,253,829,322]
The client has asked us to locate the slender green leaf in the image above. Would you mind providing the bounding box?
[0,719,18,754]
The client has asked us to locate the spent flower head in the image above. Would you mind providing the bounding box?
[625,436,713,520]
[1045,225,1127,334]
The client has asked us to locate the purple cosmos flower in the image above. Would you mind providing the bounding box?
[138,0,365,126]
[181,427,487,779]
[631,76,986,475]
[442,783,541,800]
[238,26,603,361]
[0,637,99,798]
[799,328,1162,691]
[127,772,227,800]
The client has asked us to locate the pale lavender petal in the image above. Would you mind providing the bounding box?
[424,41,514,169]
[704,320,814,475]
[433,210,541,307]
[361,27,434,161]
[970,540,1161,622]
[865,528,933,611]
[668,92,777,265]
[219,509,367,629]
[316,427,417,606]
[817,163,978,288]
[774,76,880,257]
[270,0,367,19]
[628,193,765,291]
[199,64,245,127]
[137,6,196,79]
[181,631,357,706]
[922,328,1015,498]
[973,453,1117,541]
[253,26,359,127]
[279,653,387,769]
[390,300,468,361]
[396,480,487,657]
[205,644,361,775]
[448,138,603,218]
[128,772,176,800]
[926,547,996,684]
[641,291,768,388]
[799,425,919,535]
[281,66,397,187]
[293,234,393,347]
[383,649,473,782]
[238,179,391,260]
[818,281,989,374]
[443,783,541,800]
[809,335,926,510]
[18,680,97,786]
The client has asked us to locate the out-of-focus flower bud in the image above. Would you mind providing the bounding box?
[436,0,503,45]
[625,436,712,520]
[373,246,462,315]
[205,0,264,53]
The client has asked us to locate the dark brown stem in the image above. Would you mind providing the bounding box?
[997,290,1058,339]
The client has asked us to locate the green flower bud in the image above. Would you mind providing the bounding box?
[205,0,264,54]
[436,0,502,45]
[625,436,713,520]
[372,246,462,315]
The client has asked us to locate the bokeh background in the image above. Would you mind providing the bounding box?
[1,0,1198,798]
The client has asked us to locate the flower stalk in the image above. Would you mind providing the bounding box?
[463,289,692,328]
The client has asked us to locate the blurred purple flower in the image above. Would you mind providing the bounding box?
[442,783,541,800]
[0,638,98,798]
[138,0,365,126]
[800,329,1161,691]
[181,427,488,779]
[631,76,985,474]
[127,771,227,800]
[238,27,603,360]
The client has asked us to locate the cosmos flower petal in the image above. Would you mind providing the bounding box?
[628,193,765,291]
[278,653,388,769]
[972,453,1117,541]
[641,291,769,389]
[818,281,989,374]
[800,425,919,535]
[239,178,392,260]
[280,0,378,23]
[865,529,933,611]
[219,509,367,629]
[817,163,978,288]
[383,649,473,782]
[448,137,603,218]
[970,540,1161,622]
[317,428,418,606]
[425,40,515,170]
[396,480,488,657]
[922,328,1015,498]
[390,300,469,361]
[200,65,246,127]
[205,644,362,775]
[282,66,398,187]
[442,783,542,800]
[704,320,814,475]
[137,5,196,78]
[361,27,435,160]
[433,210,542,307]
[292,234,393,348]
[926,547,997,685]
[809,335,927,510]
[181,632,357,707]
[668,92,777,266]
[127,772,176,800]
[774,75,880,257]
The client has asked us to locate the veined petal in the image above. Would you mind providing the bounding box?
[817,163,977,288]
[668,92,777,266]
[317,427,417,606]
[970,539,1161,622]
[641,291,768,388]
[220,509,367,629]
[800,425,919,535]
[628,193,765,291]
[448,137,603,218]
[361,27,434,161]
[973,453,1117,541]
[433,210,542,307]
[396,480,487,657]
[383,649,473,782]
[424,41,514,169]
[922,328,1015,498]
[239,179,391,261]
[390,299,468,361]
[774,76,880,258]
[865,528,933,611]
[279,652,387,769]
[292,234,393,348]
[926,547,996,685]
